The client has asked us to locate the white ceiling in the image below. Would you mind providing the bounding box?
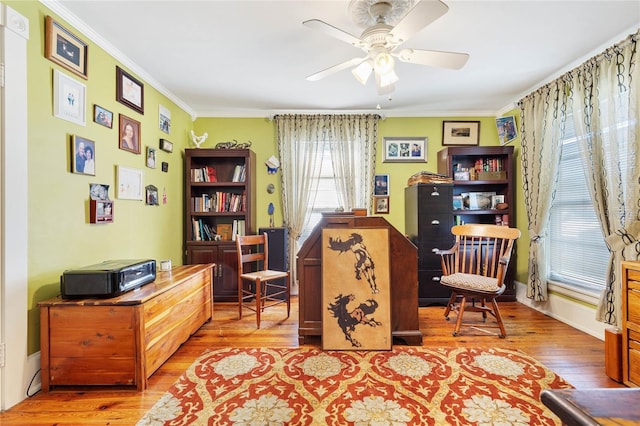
[47,0,639,118]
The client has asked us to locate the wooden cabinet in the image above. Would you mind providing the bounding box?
[184,149,255,301]
[622,260,640,387]
[404,183,454,306]
[437,145,516,298]
[296,213,422,346]
[38,264,214,391]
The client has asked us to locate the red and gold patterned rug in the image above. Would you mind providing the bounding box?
[137,347,571,425]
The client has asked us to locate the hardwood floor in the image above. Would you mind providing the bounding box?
[0,297,625,425]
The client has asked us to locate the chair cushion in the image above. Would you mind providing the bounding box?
[241,270,288,281]
[441,273,499,292]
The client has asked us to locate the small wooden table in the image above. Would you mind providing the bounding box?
[541,388,640,425]
[39,264,214,391]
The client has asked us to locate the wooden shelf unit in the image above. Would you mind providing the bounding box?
[622,260,640,387]
[184,149,256,302]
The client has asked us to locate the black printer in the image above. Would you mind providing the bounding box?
[60,259,156,299]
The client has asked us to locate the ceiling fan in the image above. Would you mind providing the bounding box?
[303,0,469,95]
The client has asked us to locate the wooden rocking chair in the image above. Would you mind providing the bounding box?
[436,224,521,338]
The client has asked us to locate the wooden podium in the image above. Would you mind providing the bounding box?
[296,213,422,345]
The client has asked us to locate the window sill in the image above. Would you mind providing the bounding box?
[547,279,602,306]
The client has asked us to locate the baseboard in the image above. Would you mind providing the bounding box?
[515,280,609,341]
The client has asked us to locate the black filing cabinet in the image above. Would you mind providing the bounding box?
[405,183,454,306]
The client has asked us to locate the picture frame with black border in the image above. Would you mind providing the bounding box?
[442,121,480,146]
[71,135,95,176]
[45,16,88,79]
[93,105,113,128]
[383,137,427,162]
[159,138,173,153]
[116,66,144,114]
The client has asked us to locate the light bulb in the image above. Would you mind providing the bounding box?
[373,52,395,75]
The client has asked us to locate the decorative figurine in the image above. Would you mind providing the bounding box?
[190,130,208,148]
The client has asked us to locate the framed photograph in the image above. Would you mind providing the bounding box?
[374,174,389,196]
[491,194,505,209]
[45,16,88,79]
[146,185,159,206]
[496,115,518,145]
[146,147,157,169]
[116,66,144,114]
[442,121,480,146]
[89,183,110,200]
[93,105,113,128]
[117,166,143,200]
[71,135,95,175]
[53,69,86,126]
[159,138,173,153]
[159,104,171,134]
[119,114,141,154]
[383,137,427,162]
[374,196,390,214]
[161,161,169,172]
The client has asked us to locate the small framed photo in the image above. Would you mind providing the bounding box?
[71,135,95,175]
[491,194,505,209]
[496,115,518,145]
[93,105,113,128]
[161,161,169,172]
[146,147,157,169]
[383,137,427,162]
[442,121,480,146]
[119,114,141,154]
[159,138,173,153]
[53,69,86,126]
[116,66,144,114]
[159,105,171,134]
[45,16,88,79]
[146,185,159,206]
[374,174,389,196]
[374,196,390,214]
[117,165,144,200]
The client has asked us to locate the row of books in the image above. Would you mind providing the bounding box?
[191,218,246,241]
[231,164,246,182]
[191,192,245,212]
[191,166,217,182]
[473,157,505,172]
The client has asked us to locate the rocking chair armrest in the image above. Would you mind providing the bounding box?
[436,243,459,276]
[435,242,459,256]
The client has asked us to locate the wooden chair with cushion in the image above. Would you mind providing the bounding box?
[236,233,290,328]
[436,224,521,338]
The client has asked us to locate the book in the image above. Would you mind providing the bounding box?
[217,224,233,241]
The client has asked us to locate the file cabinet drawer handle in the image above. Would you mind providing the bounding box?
[431,220,440,225]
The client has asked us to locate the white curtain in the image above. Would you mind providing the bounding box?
[569,31,640,326]
[518,81,567,301]
[275,114,379,290]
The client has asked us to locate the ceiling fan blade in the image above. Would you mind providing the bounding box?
[306,57,367,81]
[303,19,361,47]
[388,0,449,45]
[396,48,469,70]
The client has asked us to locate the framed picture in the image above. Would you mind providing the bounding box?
[383,137,427,162]
[119,114,141,154]
[146,147,157,169]
[53,69,86,126]
[45,16,88,79]
[71,135,95,175]
[321,228,391,350]
[161,161,169,172]
[159,104,171,134]
[442,121,480,146]
[116,66,144,114]
[374,174,389,196]
[146,185,159,206]
[159,138,173,153]
[93,105,113,128]
[374,196,390,214]
[496,115,518,145]
[117,166,144,200]
[491,194,505,209]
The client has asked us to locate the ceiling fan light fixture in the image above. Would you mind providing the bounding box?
[352,61,374,85]
[373,51,395,75]
[378,68,399,87]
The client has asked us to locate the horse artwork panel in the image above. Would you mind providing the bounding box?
[322,228,391,350]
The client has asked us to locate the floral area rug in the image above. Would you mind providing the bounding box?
[137,346,572,425]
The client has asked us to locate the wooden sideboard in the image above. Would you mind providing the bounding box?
[296,213,422,345]
[622,260,640,387]
[38,263,214,391]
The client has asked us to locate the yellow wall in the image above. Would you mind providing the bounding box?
[12,1,194,353]
[12,1,527,354]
